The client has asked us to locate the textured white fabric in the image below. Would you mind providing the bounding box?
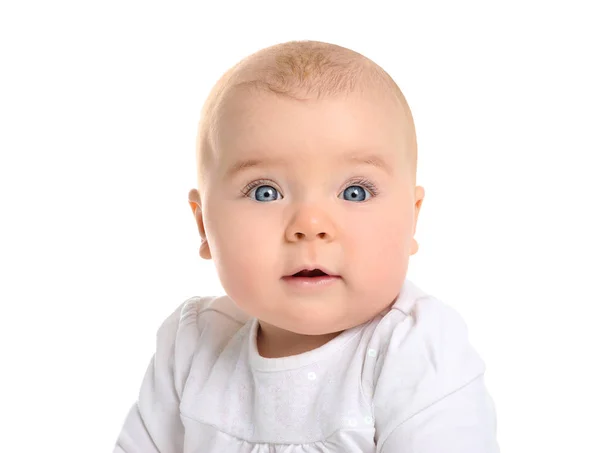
[114,279,499,452]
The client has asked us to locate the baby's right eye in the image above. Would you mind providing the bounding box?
[244,182,282,202]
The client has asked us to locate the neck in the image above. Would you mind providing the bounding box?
[256,321,343,358]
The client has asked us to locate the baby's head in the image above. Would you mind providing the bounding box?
[188,40,424,341]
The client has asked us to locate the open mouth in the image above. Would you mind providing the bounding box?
[282,268,341,290]
[292,269,329,278]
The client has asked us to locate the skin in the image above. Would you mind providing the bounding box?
[188,85,424,358]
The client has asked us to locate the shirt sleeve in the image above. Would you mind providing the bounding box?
[373,297,500,453]
[379,375,499,452]
[113,300,200,453]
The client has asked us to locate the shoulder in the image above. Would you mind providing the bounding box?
[157,294,250,339]
[388,289,480,365]
[371,280,485,382]
[369,281,487,437]
[154,295,251,398]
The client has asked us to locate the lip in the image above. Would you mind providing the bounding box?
[283,265,340,278]
[281,274,341,290]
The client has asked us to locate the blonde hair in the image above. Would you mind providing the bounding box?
[195,40,417,191]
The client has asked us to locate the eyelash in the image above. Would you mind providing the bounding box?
[349,177,380,197]
[240,177,380,198]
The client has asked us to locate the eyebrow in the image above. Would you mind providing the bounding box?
[346,153,392,175]
[225,156,289,178]
[225,152,393,178]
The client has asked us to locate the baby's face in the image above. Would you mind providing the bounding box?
[192,87,424,335]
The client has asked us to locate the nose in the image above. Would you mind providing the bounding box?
[284,204,337,243]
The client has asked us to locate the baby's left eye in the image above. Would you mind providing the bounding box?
[339,185,372,202]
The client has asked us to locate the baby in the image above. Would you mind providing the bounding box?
[114,40,499,452]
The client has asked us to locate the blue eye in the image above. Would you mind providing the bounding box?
[242,179,378,202]
[251,184,281,202]
[340,185,371,202]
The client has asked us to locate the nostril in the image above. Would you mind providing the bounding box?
[293,232,327,240]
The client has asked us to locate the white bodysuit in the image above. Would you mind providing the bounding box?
[114,279,499,452]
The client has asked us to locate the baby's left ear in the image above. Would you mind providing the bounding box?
[410,186,425,256]
[414,186,425,213]
[410,237,419,255]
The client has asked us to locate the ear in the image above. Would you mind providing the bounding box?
[409,186,425,256]
[188,189,212,260]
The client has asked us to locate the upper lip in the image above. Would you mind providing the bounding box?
[283,265,340,278]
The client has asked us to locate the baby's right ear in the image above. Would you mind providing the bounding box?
[188,189,212,260]
[188,188,202,217]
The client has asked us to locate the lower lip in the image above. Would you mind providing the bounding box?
[282,275,341,289]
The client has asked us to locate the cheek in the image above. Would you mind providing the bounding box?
[203,202,279,297]
[345,204,413,279]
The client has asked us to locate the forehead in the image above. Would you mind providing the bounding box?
[212,87,409,171]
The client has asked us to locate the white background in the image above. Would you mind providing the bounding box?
[1,1,598,451]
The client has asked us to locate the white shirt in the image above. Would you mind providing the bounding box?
[114,279,500,452]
